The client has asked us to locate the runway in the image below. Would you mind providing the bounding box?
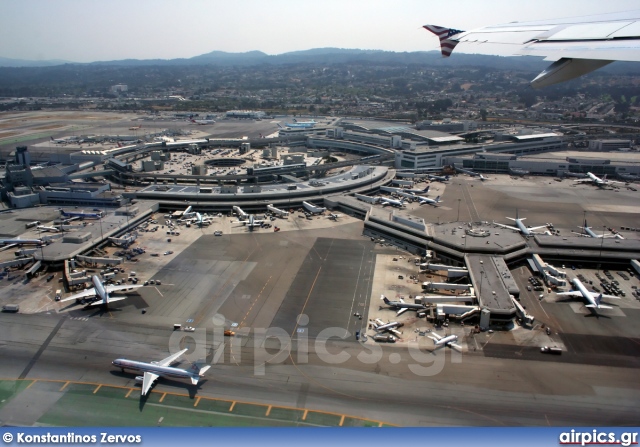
[1,311,639,426]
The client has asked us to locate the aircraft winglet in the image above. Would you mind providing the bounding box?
[423,25,465,57]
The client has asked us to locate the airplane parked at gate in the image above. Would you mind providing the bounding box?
[112,348,210,396]
[417,195,441,206]
[575,172,622,187]
[371,318,404,337]
[190,119,215,125]
[36,225,60,233]
[556,278,620,314]
[302,201,326,215]
[478,174,491,181]
[60,209,103,220]
[428,333,462,351]
[59,275,144,306]
[50,136,70,144]
[573,220,623,239]
[192,212,213,227]
[381,295,426,316]
[380,197,406,208]
[427,174,449,182]
[424,11,640,88]
[235,214,265,230]
[327,213,342,221]
[405,185,430,195]
[493,211,548,236]
[0,237,43,246]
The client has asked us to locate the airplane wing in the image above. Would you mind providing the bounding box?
[141,371,159,396]
[586,304,613,309]
[449,343,463,351]
[105,296,127,304]
[104,284,145,294]
[527,225,548,232]
[555,291,582,297]
[155,348,189,367]
[396,307,410,316]
[59,288,97,302]
[429,333,442,341]
[424,11,640,88]
[493,222,519,232]
[595,293,621,300]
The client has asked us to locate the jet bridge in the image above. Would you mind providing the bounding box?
[511,296,535,326]
[423,282,472,292]
[435,304,480,321]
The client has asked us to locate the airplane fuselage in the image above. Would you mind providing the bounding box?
[380,198,404,208]
[514,219,532,236]
[571,278,599,308]
[61,210,102,220]
[374,322,404,332]
[91,275,109,304]
[433,334,458,346]
[111,359,195,381]
[0,238,43,246]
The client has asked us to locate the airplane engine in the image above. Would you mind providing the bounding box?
[135,376,144,383]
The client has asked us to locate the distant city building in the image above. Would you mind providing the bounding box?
[225,110,266,119]
[588,139,632,151]
[110,84,128,93]
[444,151,640,177]
[395,134,565,170]
[416,119,477,133]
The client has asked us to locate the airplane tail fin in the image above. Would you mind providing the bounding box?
[382,296,390,304]
[595,293,603,306]
[423,25,464,57]
[424,185,430,193]
[189,362,210,377]
[435,195,440,202]
[197,365,211,377]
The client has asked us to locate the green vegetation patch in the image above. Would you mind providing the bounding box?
[303,411,343,426]
[230,402,270,418]
[0,380,33,409]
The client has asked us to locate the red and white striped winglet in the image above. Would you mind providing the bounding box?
[423,25,465,57]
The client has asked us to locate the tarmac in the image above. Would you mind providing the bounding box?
[0,111,639,426]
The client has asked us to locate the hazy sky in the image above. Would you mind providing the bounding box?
[1,0,638,62]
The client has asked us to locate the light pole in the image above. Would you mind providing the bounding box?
[597,225,606,273]
[37,227,45,261]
